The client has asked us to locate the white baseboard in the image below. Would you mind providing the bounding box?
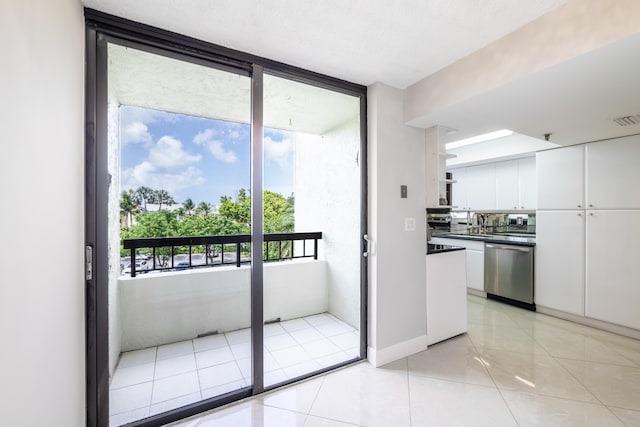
[537,305,640,340]
[367,335,428,368]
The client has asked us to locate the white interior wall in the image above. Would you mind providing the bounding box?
[294,119,361,328]
[404,0,640,125]
[367,83,427,367]
[1,0,85,426]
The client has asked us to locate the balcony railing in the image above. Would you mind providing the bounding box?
[122,232,322,277]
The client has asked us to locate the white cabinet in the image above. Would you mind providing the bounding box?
[466,164,496,210]
[465,250,485,291]
[585,210,640,329]
[426,250,467,346]
[449,167,467,210]
[430,237,484,291]
[518,157,537,210]
[495,160,519,210]
[586,135,640,209]
[537,145,585,210]
[535,210,585,315]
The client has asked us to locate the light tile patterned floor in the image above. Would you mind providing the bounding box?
[109,313,359,426]
[168,295,640,427]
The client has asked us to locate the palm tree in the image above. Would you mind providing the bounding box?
[196,201,211,216]
[120,191,139,227]
[154,189,175,210]
[135,186,154,211]
[183,198,195,215]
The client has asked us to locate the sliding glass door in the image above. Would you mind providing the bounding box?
[105,41,254,426]
[261,73,363,386]
[85,15,366,427]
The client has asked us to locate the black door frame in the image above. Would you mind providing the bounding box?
[85,9,367,427]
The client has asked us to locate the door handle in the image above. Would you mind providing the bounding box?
[363,234,373,257]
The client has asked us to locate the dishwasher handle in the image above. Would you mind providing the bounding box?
[485,243,531,253]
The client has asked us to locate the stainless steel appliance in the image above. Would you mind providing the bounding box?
[484,243,535,310]
[427,208,451,232]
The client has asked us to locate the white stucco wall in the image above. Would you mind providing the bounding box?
[107,100,122,376]
[0,0,85,426]
[367,83,428,367]
[119,260,327,351]
[294,119,361,328]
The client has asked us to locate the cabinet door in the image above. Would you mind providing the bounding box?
[586,135,640,209]
[586,210,640,329]
[518,157,537,210]
[449,168,468,210]
[466,249,484,291]
[466,163,495,210]
[495,160,519,210]
[535,210,585,315]
[537,146,584,210]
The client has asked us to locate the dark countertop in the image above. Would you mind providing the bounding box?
[432,232,536,247]
[427,243,466,255]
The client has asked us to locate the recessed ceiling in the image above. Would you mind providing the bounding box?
[83,0,567,89]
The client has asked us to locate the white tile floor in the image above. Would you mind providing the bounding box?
[109,313,359,426]
[167,295,640,427]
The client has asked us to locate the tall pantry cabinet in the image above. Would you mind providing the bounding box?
[536,135,640,330]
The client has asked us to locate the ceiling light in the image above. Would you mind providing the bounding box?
[446,129,513,149]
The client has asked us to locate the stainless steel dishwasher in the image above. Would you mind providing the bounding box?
[484,243,535,310]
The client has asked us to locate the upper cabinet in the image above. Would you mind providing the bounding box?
[495,160,519,210]
[586,135,640,209]
[518,157,537,210]
[494,158,536,210]
[466,163,496,210]
[537,145,585,210]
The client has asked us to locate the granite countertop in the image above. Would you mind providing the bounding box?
[432,232,536,247]
[427,243,466,255]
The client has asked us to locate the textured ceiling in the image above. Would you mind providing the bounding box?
[83,0,567,88]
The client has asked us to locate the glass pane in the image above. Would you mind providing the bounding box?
[107,43,252,425]
[262,73,362,387]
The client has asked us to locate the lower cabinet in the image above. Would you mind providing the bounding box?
[537,209,640,330]
[535,210,585,315]
[430,237,484,291]
[586,210,640,330]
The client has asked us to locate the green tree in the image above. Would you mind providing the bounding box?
[183,198,195,215]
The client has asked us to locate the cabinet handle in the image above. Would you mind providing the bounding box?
[589,212,594,216]
[577,204,582,208]
[577,213,582,216]
[589,204,593,208]
[513,206,517,209]
[521,206,524,209]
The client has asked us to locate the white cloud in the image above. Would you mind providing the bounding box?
[122,163,205,195]
[121,134,204,195]
[193,129,238,163]
[264,136,294,170]
[148,136,201,169]
[122,121,152,145]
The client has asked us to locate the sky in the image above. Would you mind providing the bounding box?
[120,105,295,206]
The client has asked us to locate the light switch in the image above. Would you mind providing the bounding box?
[405,217,416,231]
[400,185,408,198]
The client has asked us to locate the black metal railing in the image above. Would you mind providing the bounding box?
[122,232,322,277]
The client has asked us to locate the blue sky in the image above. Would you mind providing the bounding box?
[120,106,295,205]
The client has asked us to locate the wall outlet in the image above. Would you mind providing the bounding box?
[400,185,408,198]
[405,217,416,231]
